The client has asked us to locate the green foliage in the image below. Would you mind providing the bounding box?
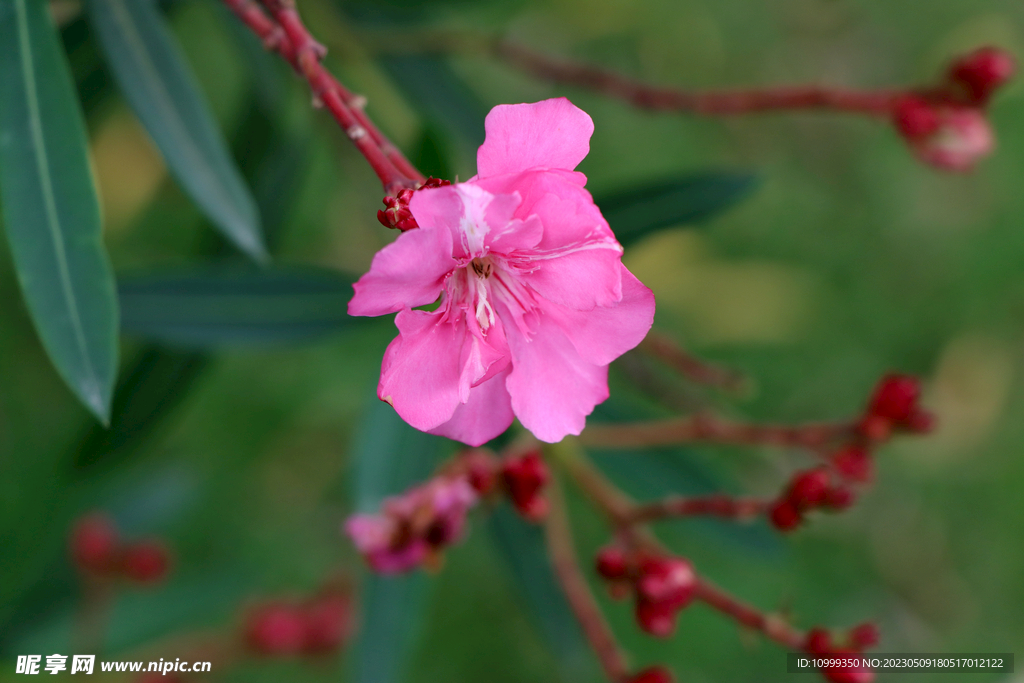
[85,0,266,261]
[117,266,359,347]
[0,0,118,423]
[596,172,758,247]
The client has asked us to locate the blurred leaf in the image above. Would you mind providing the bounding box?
[351,401,448,683]
[488,504,594,681]
[378,55,487,157]
[0,0,119,423]
[117,266,359,347]
[597,172,758,247]
[74,348,208,472]
[85,0,267,261]
[410,125,455,182]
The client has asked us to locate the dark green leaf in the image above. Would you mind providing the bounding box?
[117,266,359,347]
[0,0,119,423]
[351,400,448,683]
[597,172,758,247]
[85,0,266,261]
[378,55,487,158]
[488,504,594,680]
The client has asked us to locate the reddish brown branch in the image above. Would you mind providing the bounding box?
[627,494,769,524]
[545,478,630,683]
[638,330,749,394]
[579,413,855,451]
[223,0,423,193]
[693,578,806,650]
[497,41,898,117]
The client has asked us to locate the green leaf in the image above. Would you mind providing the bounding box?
[597,172,758,247]
[85,0,266,261]
[488,504,595,680]
[0,0,119,423]
[351,400,448,683]
[117,266,359,347]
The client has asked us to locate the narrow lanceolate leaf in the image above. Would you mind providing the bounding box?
[488,504,595,681]
[351,401,447,683]
[85,0,266,261]
[598,171,758,247]
[0,0,118,423]
[117,266,360,347]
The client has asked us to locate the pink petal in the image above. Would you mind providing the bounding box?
[548,266,656,366]
[348,219,455,317]
[477,170,614,251]
[504,308,610,443]
[378,309,465,432]
[429,366,515,446]
[410,183,523,259]
[379,308,509,434]
[477,98,594,177]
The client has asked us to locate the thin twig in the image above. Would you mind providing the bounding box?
[496,40,898,117]
[544,474,631,683]
[693,578,806,650]
[579,413,855,451]
[626,494,770,524]
[638,330,750,395]
[223,0,422,193]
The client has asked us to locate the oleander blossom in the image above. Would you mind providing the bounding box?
[349,98,656,445]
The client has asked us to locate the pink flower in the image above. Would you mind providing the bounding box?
[349,98,656,445]
[344,476,478,574]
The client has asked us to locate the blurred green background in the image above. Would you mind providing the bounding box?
[2,0,1023,681]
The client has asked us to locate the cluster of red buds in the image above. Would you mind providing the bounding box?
[595,547,697,637]
[804,623,880,683]
[243,586,353,657]
[893,47,1015,171]
[462,447,551,520]
[770,374,932,532]
[70,512,172,584]
[498,449,550,521]
[376,177,451,231]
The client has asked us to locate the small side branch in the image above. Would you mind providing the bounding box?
[545,476,631,683]
[496,41,897,117]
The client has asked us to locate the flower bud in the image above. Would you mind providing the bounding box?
[595,546,630,581]
[805,627,833,654]
[635,557,696,609]
[70,513,119,575]
[634,598,678,637]
[788,468,831,509]
[245,602,307,656]
[301,592,353,654]
[629,665,674,683]
[121,540,172,584]
[769,499,803,532]
[500,450,550,521]
[833,446,873,483]
[376,178,451,231]
[848,622,880,649]
[947,47,1016,105]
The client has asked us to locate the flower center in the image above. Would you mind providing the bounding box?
[470,257,493,278]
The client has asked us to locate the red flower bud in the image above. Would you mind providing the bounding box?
[501,450,550,521]
[820,651,875,683]
[805,627,832,654]
[893,96,941,140]
[301,592,353,654]
[823,485,856,511]
[788,468,831,509]
[121,540,172,584]
[868,374,920,423]
[848,622,880,649]
[629,665,674,683]
[833,446,873,483]
[948,47,1016,105]
[769,499,803,532]
[376,179,452,231]
[635,557,696,609]
[70,513,119,575]
[245,603,307,656]
[635,598,678,637]
[595,546,630,581]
